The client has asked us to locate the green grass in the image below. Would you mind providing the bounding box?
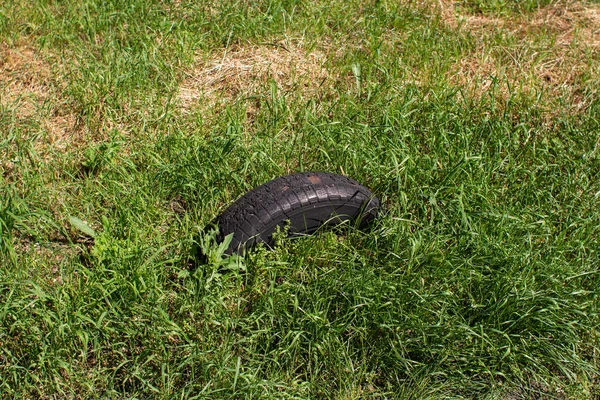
[1,0,600,398]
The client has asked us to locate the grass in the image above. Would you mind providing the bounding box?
[1,0,599,398]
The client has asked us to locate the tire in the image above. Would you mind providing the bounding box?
[216,172,380,255]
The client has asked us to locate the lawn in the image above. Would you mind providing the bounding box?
[1,0,599,398]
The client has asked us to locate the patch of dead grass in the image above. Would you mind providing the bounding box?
[0,44,52,118]
[0,43,84,157]
[441,1,600,113]
[434,0,460,29]
[43,113,81,152]
[528,2,600,46]
[178,42,333,119]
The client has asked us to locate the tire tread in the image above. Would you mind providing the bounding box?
[216,172,379,254]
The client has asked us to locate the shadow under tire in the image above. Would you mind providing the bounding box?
[216,172,380,255]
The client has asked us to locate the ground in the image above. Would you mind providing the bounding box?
[1,0,599,398]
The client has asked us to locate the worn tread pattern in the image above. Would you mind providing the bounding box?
[216,172,380,254]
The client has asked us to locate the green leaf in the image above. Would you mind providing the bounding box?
[68,216,96,238]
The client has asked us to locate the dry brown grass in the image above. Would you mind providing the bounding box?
[525,2,599,46]
[0,43,83,156]
[439,1,600,112]
[454,1,600,46]
[434,0,460,29]
[0,44,51,118]
[178,42,333,119]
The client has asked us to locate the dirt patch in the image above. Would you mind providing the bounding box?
[308,175,321,184]
[178,42,332,117]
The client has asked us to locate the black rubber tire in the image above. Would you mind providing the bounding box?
[216,172,380,255]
